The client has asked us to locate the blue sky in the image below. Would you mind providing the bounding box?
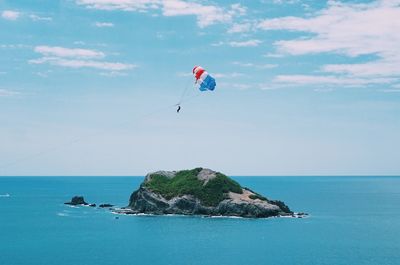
[1,0,399,176]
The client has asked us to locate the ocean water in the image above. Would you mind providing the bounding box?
[0,176,399,265]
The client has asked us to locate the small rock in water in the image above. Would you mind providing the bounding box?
[99,204,114,208]
[64,196,88,206]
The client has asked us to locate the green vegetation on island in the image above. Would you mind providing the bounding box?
[248,193,268,201]
[245,187,268,201]
[144,168,243,207]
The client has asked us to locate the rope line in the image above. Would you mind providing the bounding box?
[0,77,203,174]
[177,78,193,105]
[0,102,178,174]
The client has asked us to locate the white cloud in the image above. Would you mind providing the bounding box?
[322,61,400,77]
[229,39,261,47]
[273,75,396,87]
[258,82,289,90]
[100,71,128,77]
[0,44,30,49]
[271,0,301,4]
[227,22,252,34]
[0,89,20,97]
[213,72,244,78]
[229,3,247,16]
[76,0,160,11]
[73,41,86,45]
[218,82,251,90]
[36,71,50,78]
[232,62,254,67]
[162,0,232,28]
[256,1,400,88]
[231,83,251,90]
[211,41,224,47]
[258,2,399,57]
[176,72,192,77]
[255,74,397,91]
[379,89,400,93]
[1,11,52,22]
[264,53,284,58]
[34,46,105,59]
[94,22,114,27]
[1,10,20,21]
[155,30,177,40]
[314,88,334,93]
[30,46,135,72]
[233,61,277,69]
[76,0,245,28]
[29,14,52,21]
[29,57,135,71]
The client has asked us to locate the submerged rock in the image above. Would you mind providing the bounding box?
[120,168,293,218]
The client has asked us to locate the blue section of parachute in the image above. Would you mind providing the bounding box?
[199,75,216,91]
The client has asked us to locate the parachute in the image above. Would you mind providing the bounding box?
[192,66,216,91]
[176,66,216,111]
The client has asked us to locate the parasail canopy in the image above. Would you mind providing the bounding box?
[192,66,216,91]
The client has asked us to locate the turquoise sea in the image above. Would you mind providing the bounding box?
[1,176,399,265]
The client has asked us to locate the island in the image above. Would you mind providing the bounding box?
[116,168,294,218]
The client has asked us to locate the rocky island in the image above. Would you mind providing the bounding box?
[117,168,293,218]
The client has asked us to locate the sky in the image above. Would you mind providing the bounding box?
[0,0,400,176]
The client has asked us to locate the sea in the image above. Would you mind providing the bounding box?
[0,176,399,265]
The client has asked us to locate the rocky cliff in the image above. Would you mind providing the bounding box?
[120,168,293,218]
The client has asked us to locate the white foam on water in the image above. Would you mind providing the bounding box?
[57,212,69,217]
[110,209,309,219]
[208,215,243,219]
[279,213,310,219]
[0,193,10,197]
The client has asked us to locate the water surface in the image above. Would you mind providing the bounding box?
[1,176,399,265]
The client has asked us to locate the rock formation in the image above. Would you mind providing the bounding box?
[64,196,88,206]
[119,168,293,218]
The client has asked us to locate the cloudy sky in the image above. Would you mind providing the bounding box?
[1,0,399,176]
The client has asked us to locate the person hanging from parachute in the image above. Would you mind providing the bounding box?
[176,65,216,113]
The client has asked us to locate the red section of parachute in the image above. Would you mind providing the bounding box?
[195,69,205,80]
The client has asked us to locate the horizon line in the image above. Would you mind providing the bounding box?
[1,175,400,178]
